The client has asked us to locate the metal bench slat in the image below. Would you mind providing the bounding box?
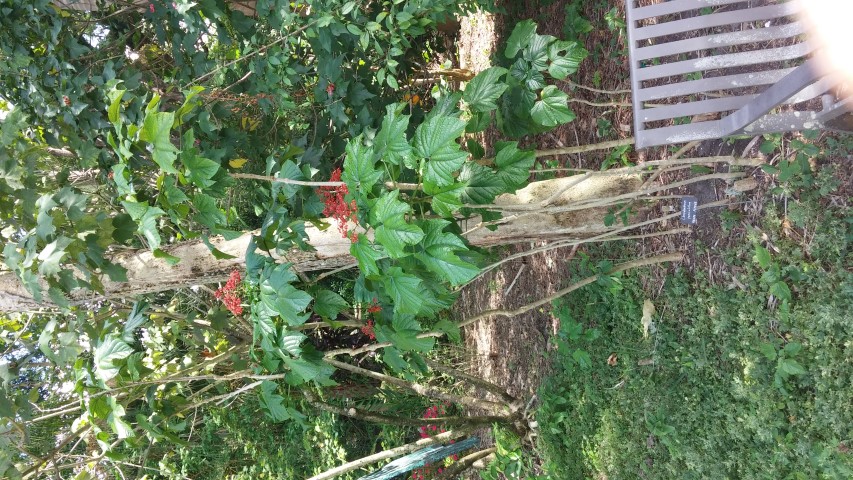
[637,67,797,101]
[635,42,811,81]
[634,22,806,61]
[632,3,799,41]
[631,0,747,21]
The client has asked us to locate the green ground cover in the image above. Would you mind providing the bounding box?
[536,189,852,479]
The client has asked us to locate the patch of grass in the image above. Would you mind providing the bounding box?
[535,194,852,479]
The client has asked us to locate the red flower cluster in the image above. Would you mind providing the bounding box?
[411,404,458,479]
[214,270,243,316]
[318,168,358,242]
[367,297,382,314]
[360,319,376,340]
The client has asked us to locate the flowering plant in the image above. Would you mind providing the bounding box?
[214,269,244,316]
[411,404,458,479]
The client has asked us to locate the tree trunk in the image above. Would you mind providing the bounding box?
[0,175,642,312]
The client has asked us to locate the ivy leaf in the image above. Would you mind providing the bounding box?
[140,111,179,174]
[494,142,536,191]
[350,236,385,277]
[531,85,575,127]
[548,40,587,79]
[94,335,134,382]
[370,190,410,225]
[459,163,505,204]
[383,267,423,315]
[374,104,412,166]
[505,19,537,58]
[417,248,479,286]
[111,214,136,243]
[342,138,382,194]
[313,290,349,319]
[463,67,508,112]
[758,342,777,361]
[122,301,148,343]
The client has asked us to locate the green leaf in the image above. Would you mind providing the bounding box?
[278,330,307,357]
[259,381,290,422]
[181,152,220,189]
[313,290,349,319]
[121,201,165,250]
[192,193,226,229]
[112,214,136,243]
[423,146,468,187]
[277,160,304,199]
[390,315,434,352]
[383,267,423,315]
[434,319,461,343]
[258,265,309,325]
[769,281,792,302]
[416,219,478,285]
[572,349,592,369]
[459,163,505,204]
[107,86,125,128]
[463,67,509,112]
[426,181,465,218]
[531,86,575,127]
[753,245,771,269]
[371,191,423,258]
[376,219,424,259]
[342,138,382,194]
[780,358,806,376]
[140,111,179,174]
[523,33,554,72]
[758,342,777,361]
[37,237,73,277]
[350,236,384,277]
[547,40,587,79]
[94,335,134,382]
[374,104,412,166]
[122,301,148,343]
[153,248,181,265]
[494,142,536,191]
[282,357,323,383]
[414,115,467,161]
[505,19,537,58]
[783,341,803,356]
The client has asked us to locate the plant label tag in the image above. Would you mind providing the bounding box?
[680,196,698,225]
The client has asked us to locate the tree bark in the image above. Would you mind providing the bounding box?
[0,175,646,312]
